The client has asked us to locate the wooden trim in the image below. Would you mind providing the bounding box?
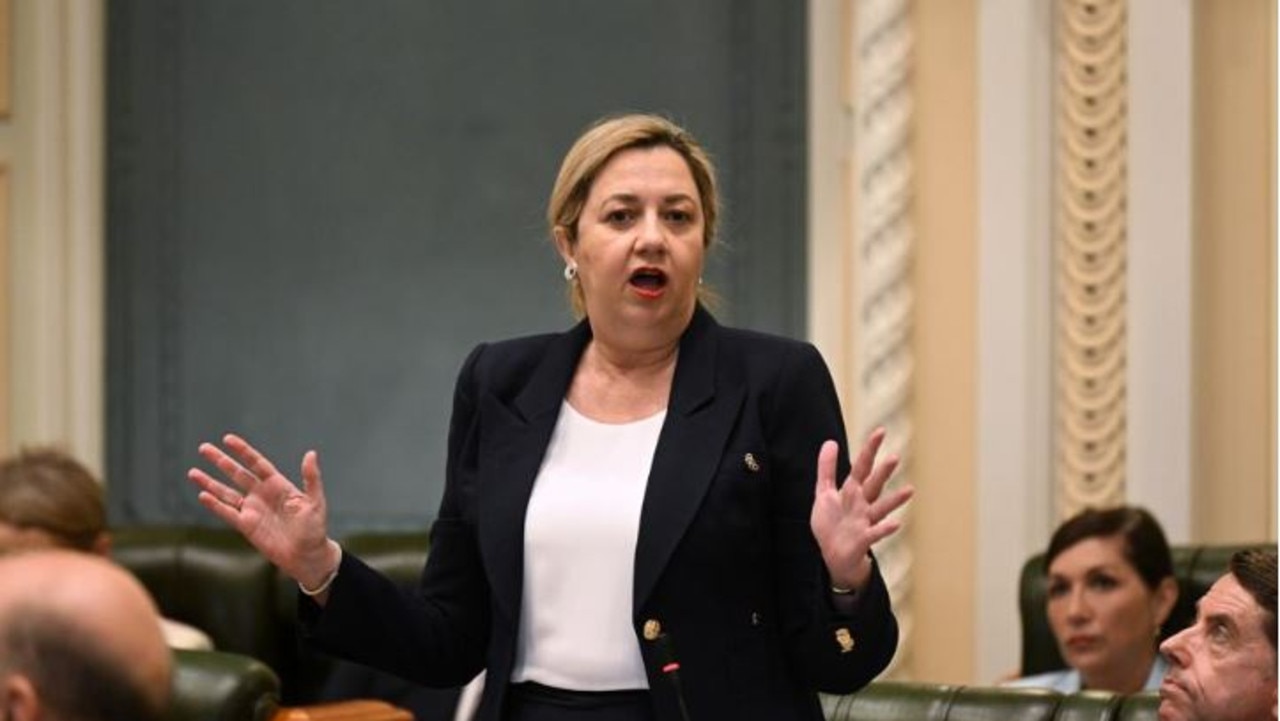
[271,700,413,721]
[913,0,979,684]
[0,0,9,118]
[0,166,8,452]
[1191,0,1276,542]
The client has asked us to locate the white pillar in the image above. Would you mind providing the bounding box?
[1125,0,1193,543]
[7,0,105,473]
[976,0,1055,682]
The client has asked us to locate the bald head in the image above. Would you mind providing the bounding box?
[0,550,171,721]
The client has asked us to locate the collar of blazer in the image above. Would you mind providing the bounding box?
[476,305,746,621]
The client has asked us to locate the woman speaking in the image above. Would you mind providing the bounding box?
[189,113,913,721]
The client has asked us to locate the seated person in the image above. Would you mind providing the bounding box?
[0,447,213,650]
[0,549,172,721]
[1158,548,1276,721]
[1007,505,1178,693]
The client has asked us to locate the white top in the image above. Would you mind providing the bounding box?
[511,401,666,690]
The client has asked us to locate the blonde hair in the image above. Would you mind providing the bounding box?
[547,114,720,315]
[0,448,106,551]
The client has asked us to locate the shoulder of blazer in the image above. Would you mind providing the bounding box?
[707,320,825,380]
[461,318,592,423]
[462,308,821,407]
[716,323,815,356]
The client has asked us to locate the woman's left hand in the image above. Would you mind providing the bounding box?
[809,428,915,592]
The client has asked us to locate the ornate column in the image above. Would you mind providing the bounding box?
[1054,0,1129,518]
[850,0,915,676]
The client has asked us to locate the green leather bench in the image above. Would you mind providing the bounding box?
[167,654,1164,721]
[137,528,1261,720]
[170,649,280,721]
[823,683,1159,721]
[113,525,432,704]
[169,648,413,721]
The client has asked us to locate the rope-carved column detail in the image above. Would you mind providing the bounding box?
[850,0,914,677]
[1055,0,1128,518]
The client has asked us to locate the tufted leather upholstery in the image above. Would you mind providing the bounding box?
[133,526,1218,720]
[113,525,432,704]
[822,683,1159,721]
[339,530,433,587]
[283,531,434,702]
[169,648,281,721]
[1018,542,1276,676]
[168,660,1163,721]
[168,648,414,721]
[116,528,285,666]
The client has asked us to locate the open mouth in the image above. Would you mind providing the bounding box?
[629,268,668,296]
[1062,635,1102,656]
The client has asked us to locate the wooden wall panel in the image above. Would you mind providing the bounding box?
[0,168,8,452]
[0,0,9,118]
[1192,0,1276,543]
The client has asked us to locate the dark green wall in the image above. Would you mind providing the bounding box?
[107,0,808,533]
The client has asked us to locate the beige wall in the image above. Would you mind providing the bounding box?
[1192,0,1277,543]
[905,0,1277,683]
[909,0,978,685]
[0,0,8,118]
[0,0,10,453]
[0,0,104,468]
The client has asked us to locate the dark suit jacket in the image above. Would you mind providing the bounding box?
[302,307,898,720]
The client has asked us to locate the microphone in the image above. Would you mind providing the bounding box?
[653,631,693,721]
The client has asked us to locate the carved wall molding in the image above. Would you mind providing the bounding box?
[850,0,915,677]
[1055,0,1129,518]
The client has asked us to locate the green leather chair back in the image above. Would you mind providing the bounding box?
[823,682,959,720]
[276,530,433,703]
[341,530,432,586]
[944,686,1062,721]
[114,527,284,670]
[1052,690,1121,721]
[822,683,1158,721]
[114,524,434,705]
[1018,542,1275,675]
[1115,692,1160,721]
[169,649,280,721]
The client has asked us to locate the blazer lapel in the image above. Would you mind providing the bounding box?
[633,307,744,611]
[477,320,591,623]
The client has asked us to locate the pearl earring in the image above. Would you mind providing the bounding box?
[563,263,578,281]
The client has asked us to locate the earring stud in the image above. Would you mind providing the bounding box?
[563,264,578,281]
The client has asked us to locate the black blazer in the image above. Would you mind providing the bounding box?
[303,307,898,720]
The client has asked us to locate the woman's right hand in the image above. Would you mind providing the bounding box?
[188,433,341,592]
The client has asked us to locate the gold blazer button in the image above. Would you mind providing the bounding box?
[835,627,856,654]
[643,619,662,641]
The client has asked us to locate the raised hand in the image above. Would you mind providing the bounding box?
[809,428,914,592]
[187,434,340,591]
